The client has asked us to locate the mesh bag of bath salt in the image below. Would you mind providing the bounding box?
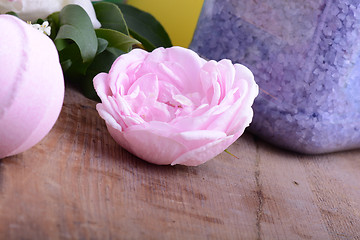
[190,0,360,154]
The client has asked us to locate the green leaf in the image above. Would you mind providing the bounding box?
[60,59,72,73]
[106,47,125,57]
[55,38,69,52]
[55,4,98,63]
[5,11,19,17]
[95,28,140,53]
[97,38,109,55]
[93,2,129,35]
[117,3,172,51]
[82,49,122,100]
[34,18,45,24]
[58,42,88,76]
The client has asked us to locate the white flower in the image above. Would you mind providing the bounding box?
[31,21,51,36]
[0,0,101,29]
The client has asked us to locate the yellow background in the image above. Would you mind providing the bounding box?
[126,0,204,48]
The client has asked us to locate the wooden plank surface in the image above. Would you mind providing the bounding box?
[0,86,359,239]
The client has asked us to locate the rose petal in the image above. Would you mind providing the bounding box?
[200,61,222,105]
[96,104,123,131]
[127,73,159,100]
[175,130,227,150]
[171,135,237,166]
[137,47,206,92]
[121,127,187,165]
[94,72,111,99]
[217,59,236,96]
[108,49,148,90]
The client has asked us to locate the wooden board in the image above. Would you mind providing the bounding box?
[0,86,359,239]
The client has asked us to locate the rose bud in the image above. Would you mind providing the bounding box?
[0,15,64,159]
[94,47,258,166]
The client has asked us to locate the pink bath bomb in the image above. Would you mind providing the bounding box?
[0,15,65,159]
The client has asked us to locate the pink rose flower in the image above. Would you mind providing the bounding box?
[0,15,64,159]
[94,47,258,166]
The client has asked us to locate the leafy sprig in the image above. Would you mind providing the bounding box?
[10,1,172,100]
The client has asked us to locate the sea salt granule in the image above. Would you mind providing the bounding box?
[190,0,360,154]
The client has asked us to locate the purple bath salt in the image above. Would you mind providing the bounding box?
[190,0,360,154]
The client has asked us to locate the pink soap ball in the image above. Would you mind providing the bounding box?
[0,15,65,159]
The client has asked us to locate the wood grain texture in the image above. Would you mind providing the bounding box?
[0,86,359,240]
